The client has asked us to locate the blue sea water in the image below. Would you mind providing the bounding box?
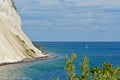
[0,42,120,80]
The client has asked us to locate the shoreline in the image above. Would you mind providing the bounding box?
[0,54,57,66]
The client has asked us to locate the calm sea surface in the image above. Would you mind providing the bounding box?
[0,42,120,80]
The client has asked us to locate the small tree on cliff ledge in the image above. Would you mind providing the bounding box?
[11,0,17,10]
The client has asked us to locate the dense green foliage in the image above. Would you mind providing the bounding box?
[54,54,120,80]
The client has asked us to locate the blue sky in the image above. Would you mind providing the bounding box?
[14,0,120,41]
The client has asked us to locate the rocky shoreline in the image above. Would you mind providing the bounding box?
[0,54,57,66]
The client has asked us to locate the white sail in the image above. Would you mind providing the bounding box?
[86,43,88,49]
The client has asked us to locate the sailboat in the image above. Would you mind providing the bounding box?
[86,43,88,49]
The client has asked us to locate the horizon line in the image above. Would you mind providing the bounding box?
[32,41,120,42]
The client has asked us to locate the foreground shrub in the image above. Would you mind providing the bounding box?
[54,53,120,80]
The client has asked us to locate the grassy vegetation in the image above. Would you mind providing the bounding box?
[54,54,120,80]
[33,43,46,54]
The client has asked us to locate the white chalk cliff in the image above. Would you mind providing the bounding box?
[0,0,47,64]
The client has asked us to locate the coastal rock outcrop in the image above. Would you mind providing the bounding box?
[0,0,47,64]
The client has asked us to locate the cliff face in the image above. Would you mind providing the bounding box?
[0,0,46,64]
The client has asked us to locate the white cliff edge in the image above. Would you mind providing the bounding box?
[0,0,48,64]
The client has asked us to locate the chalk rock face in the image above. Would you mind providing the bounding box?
[0,0,46,64]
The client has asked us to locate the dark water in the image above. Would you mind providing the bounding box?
[0,42,120,80]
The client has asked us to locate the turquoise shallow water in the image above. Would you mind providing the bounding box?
[0,42,120,80]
